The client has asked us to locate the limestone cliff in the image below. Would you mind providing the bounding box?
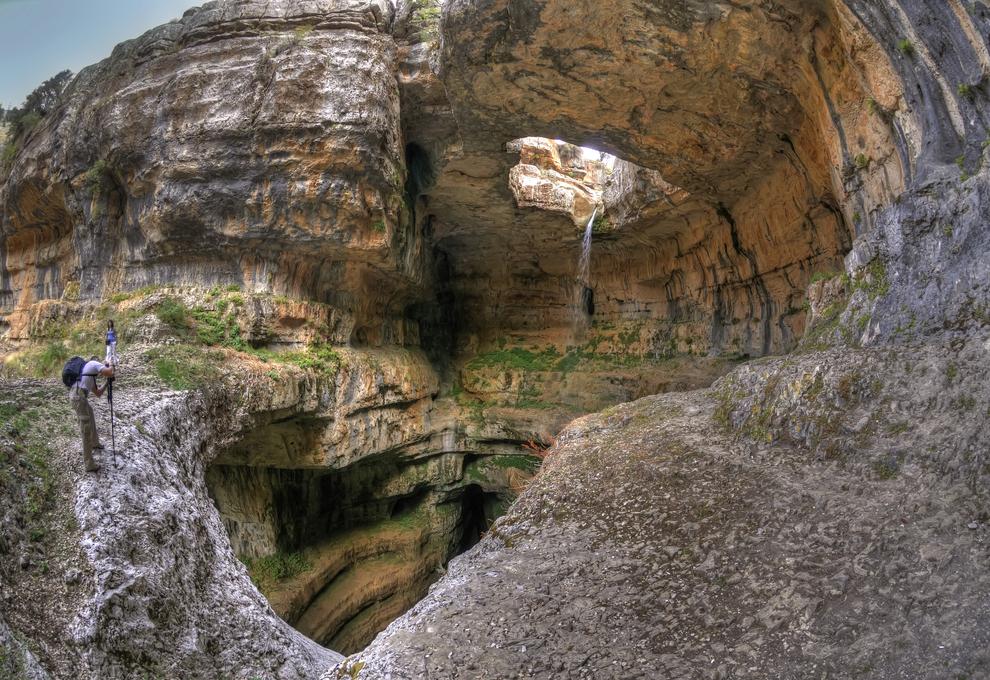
[0,0,989,678]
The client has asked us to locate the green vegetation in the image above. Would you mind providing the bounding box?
[8,340,71,378]
[240,552,311,596]
[466,346,561,372]
[279,344,342,374]
[491,454,542,473]
[1,140,18,164]
[946,362,959,381]
[852,259,890,300]
[191,304,245,349]
[957,83,975,99]
[854,153,870,170]
[372,220,387,233]
[410,0,441,39]
[956,155,970,181]
[0,398,58,537]
[293,24,314,42]
[144,345,223,390]
[873,458,899,480]
[810,270,841,285]
[897,39,914,56]
[155,297,191,331]
[84,159,114,193]
[591,211,613,234]
[2,69,72,168]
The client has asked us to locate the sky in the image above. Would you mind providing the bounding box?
[0,0,196,108]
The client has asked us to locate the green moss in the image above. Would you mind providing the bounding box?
[810,270,841,285]
[957,83,974,99]
[591,211,613,234]
[897,39,914,56]
[946,362,958,381]
[240,552,311,596]
[190,305,244,349]
[467,346,561,372]
[490,454,541,473]
[854,153,870,170]
[372,220,386,233]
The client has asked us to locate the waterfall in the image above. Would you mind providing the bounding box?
[577,207,597,289]
[574,207,598,328]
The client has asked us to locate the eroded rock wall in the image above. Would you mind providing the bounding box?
[0,0,424,345]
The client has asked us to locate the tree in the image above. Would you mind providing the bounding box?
[22,69,73,116]
[6,69,73,140]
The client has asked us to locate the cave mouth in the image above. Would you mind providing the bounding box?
[206,426,532,655]
[507,137,617,231]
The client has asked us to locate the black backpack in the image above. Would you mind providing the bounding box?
[62,356,89,388]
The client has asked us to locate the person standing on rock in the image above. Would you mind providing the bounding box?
[69,357,114,472]
[105,319,119,367]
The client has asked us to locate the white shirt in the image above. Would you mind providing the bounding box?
[79,360,105,393]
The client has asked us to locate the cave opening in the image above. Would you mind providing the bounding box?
[457,483,493,553]
[206,426,539,656]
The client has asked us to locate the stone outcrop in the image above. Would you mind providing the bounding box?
[344,341,990,679]
[1,0,990,677]
[0,0,420,346]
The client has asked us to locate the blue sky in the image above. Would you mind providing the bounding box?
[0,0,196,108]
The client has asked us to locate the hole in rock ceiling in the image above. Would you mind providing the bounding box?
[205,421,532,655]
[507,137,616,232]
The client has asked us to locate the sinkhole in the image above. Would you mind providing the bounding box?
[205,418,538,655]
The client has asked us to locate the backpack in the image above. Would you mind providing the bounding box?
[62,356,88,388]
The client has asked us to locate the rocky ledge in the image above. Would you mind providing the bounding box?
[342,341,990,679]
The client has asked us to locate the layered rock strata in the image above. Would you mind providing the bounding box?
[1,0,990,677]
[344,341,990,679]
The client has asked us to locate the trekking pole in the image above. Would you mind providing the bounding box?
[107,377,116,466]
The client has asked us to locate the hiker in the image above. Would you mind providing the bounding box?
[105,320,118,367]
[67,357,114,472]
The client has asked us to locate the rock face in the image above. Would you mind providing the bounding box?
[1,0,419,345]
[347,343,990,679]
[1,0,990,678]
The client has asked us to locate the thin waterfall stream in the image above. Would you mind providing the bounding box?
[574,207,598,328]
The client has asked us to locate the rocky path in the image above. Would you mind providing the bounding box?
[342,371,990,679]
[1,349,340,679]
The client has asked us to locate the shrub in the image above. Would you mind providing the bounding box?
[957,83,974,99]
[155,298,190,332]
[1,141,17,164]
[84,159,114,193]
[897,39,914,56]
[854,153,870,169]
